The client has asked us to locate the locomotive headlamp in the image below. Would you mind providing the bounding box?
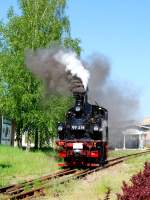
[99,128,103,131]
[93,125,99,131]
[75,106,81,112]
[58,125,63,131]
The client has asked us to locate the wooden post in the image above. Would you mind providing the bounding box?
[123,134,126,150]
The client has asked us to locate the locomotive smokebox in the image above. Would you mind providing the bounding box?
[73,87,89,107]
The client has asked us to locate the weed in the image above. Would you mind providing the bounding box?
[33,179,42,189]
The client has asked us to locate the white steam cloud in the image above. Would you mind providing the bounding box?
[54,50,90,89]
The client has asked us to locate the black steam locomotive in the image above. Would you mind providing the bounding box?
[56,92,108,167]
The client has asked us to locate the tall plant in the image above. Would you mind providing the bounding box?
[0,0,81,148]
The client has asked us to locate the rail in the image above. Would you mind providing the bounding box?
[0,149,150,199]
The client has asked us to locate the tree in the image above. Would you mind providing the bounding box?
[0,0,81,148]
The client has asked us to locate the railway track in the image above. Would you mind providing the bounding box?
[0,168,78,200]
[1,149,150,200]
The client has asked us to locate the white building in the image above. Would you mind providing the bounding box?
[141,117,150,145]
[123,128,146,149]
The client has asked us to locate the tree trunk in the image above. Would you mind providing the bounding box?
[11,120,16,146]
[16,125,22,148]
[34,128,39,149]
[39,133,42,149]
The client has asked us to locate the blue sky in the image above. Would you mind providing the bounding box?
[0,0,150,118]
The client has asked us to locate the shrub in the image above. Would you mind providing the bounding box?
[118,162,150,200]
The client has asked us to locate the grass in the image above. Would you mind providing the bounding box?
[1,146,150,200]
[0,145,59,187]
[108,149,142,159]
[41,149,150,200]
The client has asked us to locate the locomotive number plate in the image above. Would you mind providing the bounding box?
[73,143,83,149]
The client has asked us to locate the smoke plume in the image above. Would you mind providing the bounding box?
[86,54,140,148]
[25,48,89,95]
[87,54,139,123]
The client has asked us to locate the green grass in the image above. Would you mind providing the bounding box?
[1,146,150,200]
[0,145,59,187]
[108,149,141,159]
[42,149,150,200]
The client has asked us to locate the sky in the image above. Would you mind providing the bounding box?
[0,0,150,118]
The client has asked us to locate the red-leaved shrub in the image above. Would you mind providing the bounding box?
[118,162,150,200]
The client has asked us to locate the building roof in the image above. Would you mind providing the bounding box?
[142,117,150,125]
[123,128,146,135]
[140,125,150,130]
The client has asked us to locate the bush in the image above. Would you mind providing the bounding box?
[118,162,150,200]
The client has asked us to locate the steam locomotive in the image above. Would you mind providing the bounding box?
[56,92,108,167]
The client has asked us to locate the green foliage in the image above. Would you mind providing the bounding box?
[1,0,66,50]
[64,37,81,56]
[0,0,81,147]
